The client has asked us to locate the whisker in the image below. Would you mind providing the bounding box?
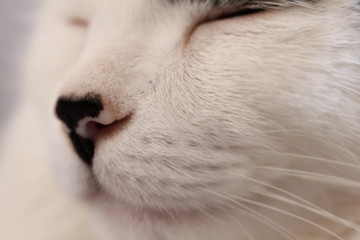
[229,173,328,209]
[197,189,300,240]
[227,173,360,232]
[161,162,300,239]
[194,206,234,234]
[233,196,345,240]
[226,212,256,240]
[254,189,360,232]
[249,166,360,188]
[262,151,360,169]
[231,201,299,240]
[201,188,344,240]
[237,219,255,240]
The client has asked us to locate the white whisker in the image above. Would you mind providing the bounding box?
[231,201,299,240]
[228,172,360,232]
[200,188,344,240]
[263,151,360,169]
[249,166,360,188]
[233,195,345,240]
[254,189,360,232]
[227,213,256,240]
[198,188,300,240]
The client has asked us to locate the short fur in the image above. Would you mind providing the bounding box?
[1,0,360,239]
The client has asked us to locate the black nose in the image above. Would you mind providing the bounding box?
[55,93,103,166]
[55,93,103,130]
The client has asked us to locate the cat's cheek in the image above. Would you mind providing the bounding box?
[87,119,261,212]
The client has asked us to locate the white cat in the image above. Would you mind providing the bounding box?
[1,0,360,239]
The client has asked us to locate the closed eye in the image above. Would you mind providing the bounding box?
[207,0,313,22]
[217,8,265,20]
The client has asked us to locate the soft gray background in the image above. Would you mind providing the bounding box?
[0,0,39,128]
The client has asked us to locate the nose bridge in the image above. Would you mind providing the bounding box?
[56,0,184,112]
[58,0,184,98]
[57,46,149,116]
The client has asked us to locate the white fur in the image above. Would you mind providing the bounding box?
[1,0,360,239]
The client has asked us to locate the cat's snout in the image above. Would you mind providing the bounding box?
[55,93,121,166]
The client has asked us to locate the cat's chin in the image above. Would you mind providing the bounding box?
[83,178,222,223]
[79,161,230,224]
[92,184,209,221]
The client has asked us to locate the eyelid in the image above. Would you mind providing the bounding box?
[216,7,265,21]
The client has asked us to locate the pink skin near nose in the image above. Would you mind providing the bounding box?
[75,110,116,139]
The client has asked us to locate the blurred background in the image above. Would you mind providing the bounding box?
[0,0,39,130]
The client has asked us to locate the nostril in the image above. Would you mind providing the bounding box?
[76,109,116,139]
[85,114,132,141]
[85,120,117,141]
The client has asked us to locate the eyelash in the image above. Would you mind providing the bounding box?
[217,7,265,20]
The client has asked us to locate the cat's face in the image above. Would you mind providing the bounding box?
[31,0,360,238]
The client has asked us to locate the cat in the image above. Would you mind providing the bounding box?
[1,0,360,239]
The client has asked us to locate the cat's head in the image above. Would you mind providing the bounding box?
[32,0,360,238]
